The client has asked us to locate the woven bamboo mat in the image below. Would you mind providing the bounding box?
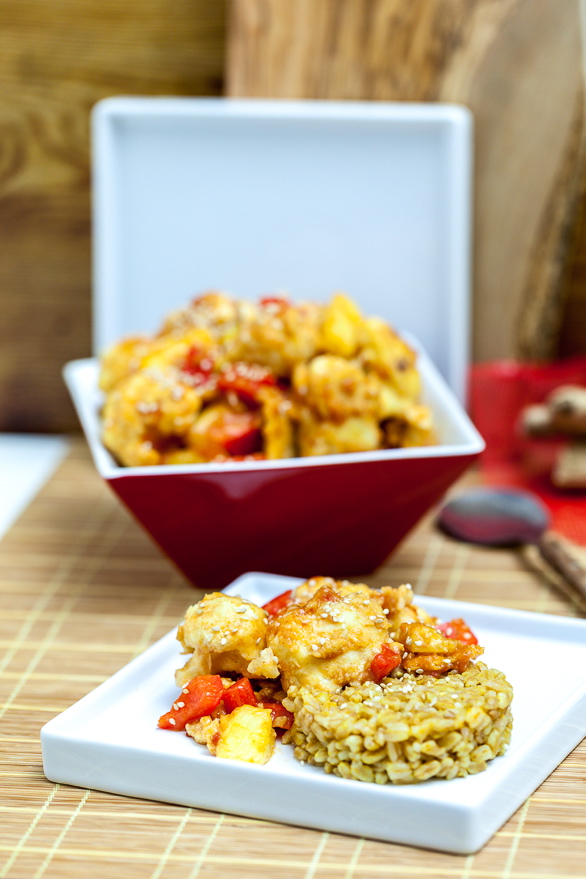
[1,438,585,879]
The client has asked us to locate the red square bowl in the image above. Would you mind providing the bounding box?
[63,342,484,590]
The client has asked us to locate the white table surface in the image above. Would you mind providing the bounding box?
[0,434,69,540]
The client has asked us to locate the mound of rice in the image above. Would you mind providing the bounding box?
[283,663,513,784]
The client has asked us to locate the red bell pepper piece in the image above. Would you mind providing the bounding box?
[261,701,294,730]
[181,346,215,385]
[370,643,402,683]
[158,674,224,731]
[259,295,290,310]
[262,589,293,617]
[437,618,478,645]
[222,677,258,712]
[222,423,263,456]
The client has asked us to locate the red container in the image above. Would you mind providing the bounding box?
[64,351,483,589]
[69,98,480,588]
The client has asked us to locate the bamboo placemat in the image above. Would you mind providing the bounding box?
[1,439,585,879]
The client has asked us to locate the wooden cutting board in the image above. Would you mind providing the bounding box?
[226,0,586,364]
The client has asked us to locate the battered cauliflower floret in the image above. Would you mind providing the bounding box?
[185,715,222,753]
[99,327,218,394]
[380,584,437,635]
[291,576,383,607]
[138,328,218,375]
[232,297,322,374]
[101,367,206,466]
[360,316,422,399]
[396,621,484,675]
[158,291,243,344]
[175,593,276,687]
[266,583,396,693]
[292,355,380,421]
[296,409,382,456]
[99,336,154,393]
[382,405,436,448]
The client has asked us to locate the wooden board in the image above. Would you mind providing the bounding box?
[226,0,586,363]
[0,0,226,433]
[1,439,585,877]
[2,0,586,435]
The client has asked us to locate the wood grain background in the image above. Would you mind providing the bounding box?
[226,0,586,365]
[1,0,585,433]
[0,0,226,433]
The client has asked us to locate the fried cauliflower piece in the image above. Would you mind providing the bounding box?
[99,326,218,394]
[292,355,380,421]
[232,297,322,375]
[296,409,382,456]
[360,316,422,400]
[175,593,276,687]
[291,576,382,607]
[99,336,153,393]
[185,715,221,752]
[159,291,242,337]
[380,584,437,635]
[266,583,397,693]
[382,404,436,448]
[396,621,484,675]
[291,579,433,625]
[101,367,207,466]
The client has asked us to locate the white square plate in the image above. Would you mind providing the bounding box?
[92,98,472,401]
[41,573,586,854]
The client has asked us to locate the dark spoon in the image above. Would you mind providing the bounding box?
[438,487,586,606]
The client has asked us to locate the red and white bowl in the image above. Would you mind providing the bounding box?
[73,97,481,588]
[64,342,484,590]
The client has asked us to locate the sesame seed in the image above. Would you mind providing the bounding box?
[168,717,176,725]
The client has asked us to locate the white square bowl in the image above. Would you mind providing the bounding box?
[91,97,472,401]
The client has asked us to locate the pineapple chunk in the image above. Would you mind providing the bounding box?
[215,705,276,764]
[320,293,363,358]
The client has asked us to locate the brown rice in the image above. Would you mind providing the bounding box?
[282,662,513,784]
